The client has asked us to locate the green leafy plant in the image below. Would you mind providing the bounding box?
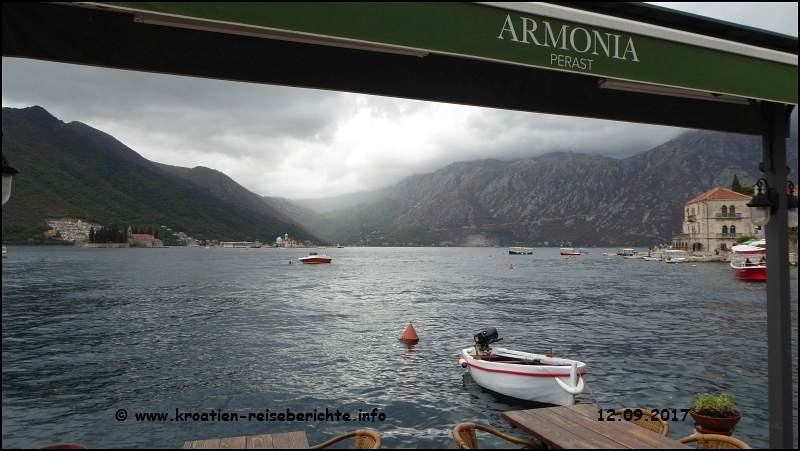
[693,393,737,418]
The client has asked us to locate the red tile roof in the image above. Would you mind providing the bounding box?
[687,187,751,204]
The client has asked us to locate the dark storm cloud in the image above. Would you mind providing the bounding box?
[2,59,352,147]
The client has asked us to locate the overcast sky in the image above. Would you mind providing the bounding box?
[2,3,797,200]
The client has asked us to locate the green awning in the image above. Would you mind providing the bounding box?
[2,2,797,134]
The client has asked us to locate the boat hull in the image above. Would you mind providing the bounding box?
[730,262,766,281]
[298,256,332,264]
[462,348,586,406]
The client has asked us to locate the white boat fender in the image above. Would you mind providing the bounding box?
[555,362,585,395]
[459,358,467,368]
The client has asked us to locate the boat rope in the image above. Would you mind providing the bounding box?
[579,373,603,410]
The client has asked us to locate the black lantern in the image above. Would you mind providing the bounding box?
[746,178,777,227]
[2,148,20,205]
[3,131,20,205]
[788,181,798,228]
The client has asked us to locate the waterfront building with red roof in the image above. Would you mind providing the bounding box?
[127,226,164,248]
[672,187,757,252]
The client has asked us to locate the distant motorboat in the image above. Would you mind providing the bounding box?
[623,252,647,259]
[642,256,662,261]
[298,248,332,264]
[222,241,262,248]
[509,247,533,255]
[730,244,766,255]
[665,257,685,264]
[617,248,636,257]
[560,248,587,256]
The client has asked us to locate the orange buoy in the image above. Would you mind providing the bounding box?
[546,347,556,358]
[401,321,419,343]
[509,264,514,269]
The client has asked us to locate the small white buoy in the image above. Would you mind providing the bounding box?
[459,358,467,368]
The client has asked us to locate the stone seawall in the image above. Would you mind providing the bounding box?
[82,243,130,248]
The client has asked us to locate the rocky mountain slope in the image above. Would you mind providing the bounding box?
[300,131,798,246]
[1,106,318,244]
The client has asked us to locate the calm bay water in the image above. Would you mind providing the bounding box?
[2,245,797,448]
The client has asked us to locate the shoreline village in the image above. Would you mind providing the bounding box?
[497,14,639,72]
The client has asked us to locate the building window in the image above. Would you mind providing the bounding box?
[722,226,728,234]
[730,225,736,234]
[729,205,736,215]
[721,206,728,215]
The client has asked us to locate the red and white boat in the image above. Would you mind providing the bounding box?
[730,259,766,281]
[298,248,332,264]
[460,328,586,406]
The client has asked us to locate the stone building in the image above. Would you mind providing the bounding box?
[127,226,164,248]
[672,187,756,252]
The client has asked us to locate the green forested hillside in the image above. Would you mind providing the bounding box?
[1,106,317,244]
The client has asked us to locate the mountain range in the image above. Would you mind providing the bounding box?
[299,132,797,247]
[1,106,317,244]
[2,105,797,247]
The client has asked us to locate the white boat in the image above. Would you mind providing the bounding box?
[617,248,636,257]
[221,241,262,248]
[298,247,332,264]
[642,256,662,261]
[559,248,587,256]
[509,247,534,255]
[623,252,647,259]
[665,257,685,263]
[730,244,766,255]
[460,328,586,406]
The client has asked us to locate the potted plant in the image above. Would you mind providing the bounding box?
[689,393,742,434]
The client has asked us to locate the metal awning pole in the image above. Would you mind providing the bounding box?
[758,101,794,448]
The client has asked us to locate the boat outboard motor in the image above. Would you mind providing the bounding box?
[474,328,502,346]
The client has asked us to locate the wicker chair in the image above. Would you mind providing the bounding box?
[453,423,541,449]
[678,434,751,449]
[309,429,382,449]
[611,408,669,437]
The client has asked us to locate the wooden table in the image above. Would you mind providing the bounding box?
[183,431,309,449]
[502,405,690,449]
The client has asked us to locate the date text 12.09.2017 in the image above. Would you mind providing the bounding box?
[597,408,690,422]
